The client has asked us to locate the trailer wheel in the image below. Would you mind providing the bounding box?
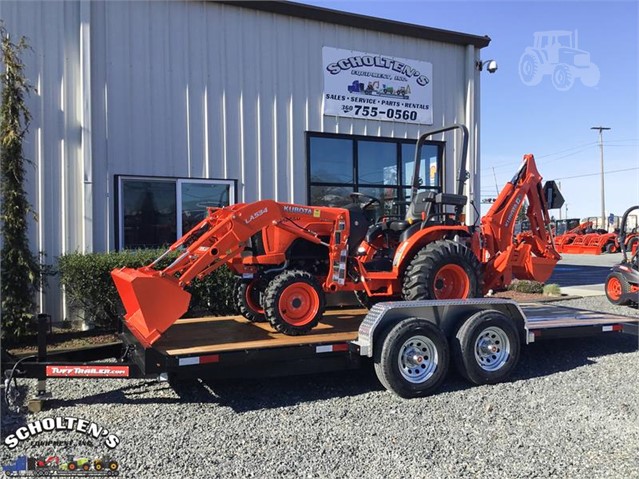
[109,461,119,471]
[264,270,325,335]
[605,272,630,305]
[402,240,481,301]
[234,278,267,322]
[374,318,449,398]
[95,462,103,471]
[453,310,520,385]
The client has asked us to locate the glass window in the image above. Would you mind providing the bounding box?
[121,180,176,249]
[357,141,397,185]
[402,143,440,188]
[309,185,353,207]
[309,137,353,184]
[118,176,235,249]
[307,132,442,219]
[179,180,231,236]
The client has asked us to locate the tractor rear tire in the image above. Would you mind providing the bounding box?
[264,270,326,335]
[234,278,267,322]
[402,240,482,301]
[605,272,630,305]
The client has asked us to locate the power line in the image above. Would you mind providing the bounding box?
[480,142,599,172]
[551,166,638,181]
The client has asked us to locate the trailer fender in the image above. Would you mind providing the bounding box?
[356,298,526,358]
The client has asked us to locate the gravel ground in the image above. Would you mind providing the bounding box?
[2,296,638,479]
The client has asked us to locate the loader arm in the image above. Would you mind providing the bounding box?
[112,200,351,347]
[480,154,563,292]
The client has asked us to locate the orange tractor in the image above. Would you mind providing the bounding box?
[112,125,564,347]
[554,220,628,255]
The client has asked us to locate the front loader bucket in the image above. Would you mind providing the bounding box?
[111,268,191,347]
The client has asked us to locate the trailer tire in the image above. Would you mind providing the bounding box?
[234,278,267,322]
[264,270,325,335]
[374,318,449,398]
[453,310,520,385]
[605,272,630,305]
[402,240,482,301]
[95,462,103,471]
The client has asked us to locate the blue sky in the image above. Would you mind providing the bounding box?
[302,0,639,221]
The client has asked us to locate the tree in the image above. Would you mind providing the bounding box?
[1,25,41,342]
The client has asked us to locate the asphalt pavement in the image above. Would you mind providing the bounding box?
[548,253,621,296]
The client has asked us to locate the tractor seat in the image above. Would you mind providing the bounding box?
[344,204,372,254]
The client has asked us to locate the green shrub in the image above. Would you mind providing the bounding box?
[543,283,561,296]
[58,250,236,330]
[507,279,544,294]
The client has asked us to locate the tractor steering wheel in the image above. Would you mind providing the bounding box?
[350,192,381,210]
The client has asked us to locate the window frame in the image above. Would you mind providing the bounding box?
[305,131,444,215]
[115,175,237,250]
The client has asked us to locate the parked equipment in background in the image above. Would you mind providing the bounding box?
[605,205,639,308]
[554,221,620,255]
[112,124,564,346]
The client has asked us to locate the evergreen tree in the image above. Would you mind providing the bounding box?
[1,25,40,342]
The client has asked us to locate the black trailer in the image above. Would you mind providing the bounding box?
[2,299,638,409]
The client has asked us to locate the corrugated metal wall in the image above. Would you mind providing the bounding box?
[1,0,478,320]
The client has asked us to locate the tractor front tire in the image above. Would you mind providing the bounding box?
[264,270,326,335]
[234,278,267,322]
[605,272,630,305]
[402,240,482,301]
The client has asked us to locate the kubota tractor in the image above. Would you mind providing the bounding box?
[112,124,564,346]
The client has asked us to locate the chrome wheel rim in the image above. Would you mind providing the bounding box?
[398,335,438,383]
[474,327,510,372]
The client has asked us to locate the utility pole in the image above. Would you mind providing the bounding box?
[591,126,611,229]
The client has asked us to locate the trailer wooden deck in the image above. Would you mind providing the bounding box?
[154,308,367,356]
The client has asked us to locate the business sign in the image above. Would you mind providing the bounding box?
[322,47,433,124]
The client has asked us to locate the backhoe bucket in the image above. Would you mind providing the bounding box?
[111,268,191,347]
[512,256,558,284]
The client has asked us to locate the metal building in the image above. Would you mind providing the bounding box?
[0,0,490,320]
